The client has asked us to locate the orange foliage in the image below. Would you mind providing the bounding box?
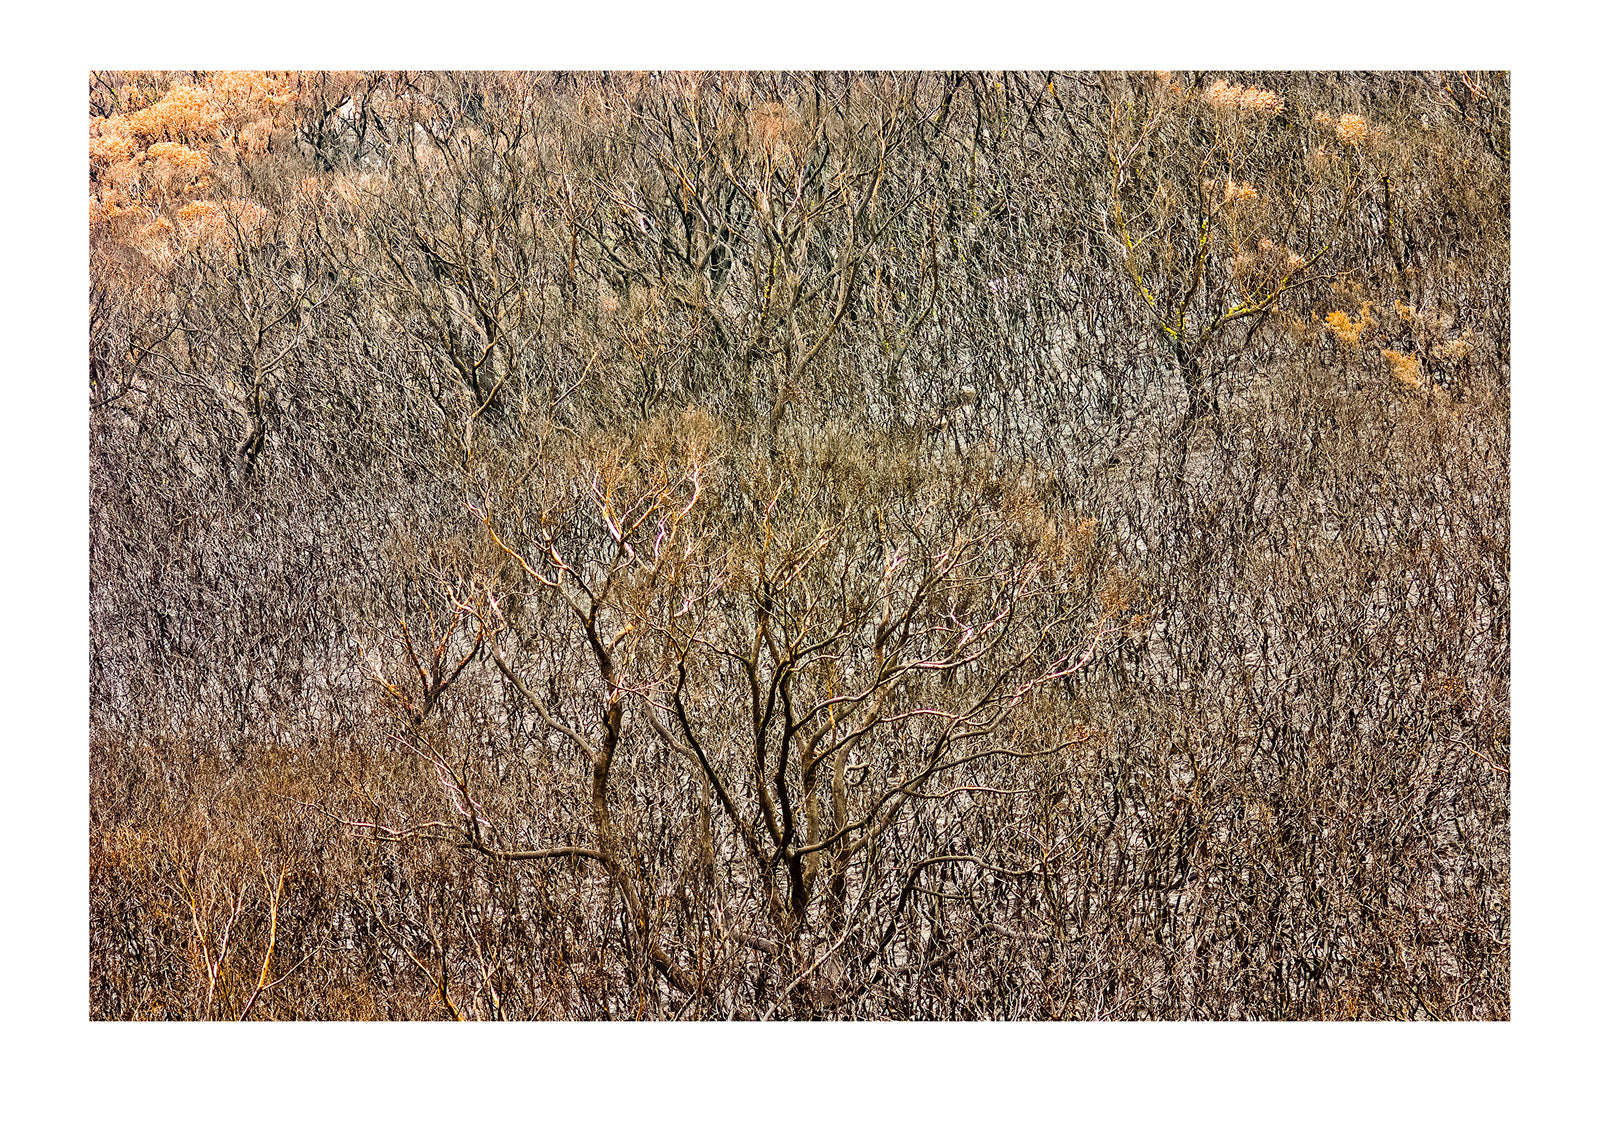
[1324,303,1372,347]
[144,141,210,176]
[89,133,138,167]
[1204,80,1284,116]
[1382,348,1424,389]
[176,200,220,225]
[90,72,298,236]
[1335,114,1369,147]
[1223,178,1258,204]
[118,83,223,143]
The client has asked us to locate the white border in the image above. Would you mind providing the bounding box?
[11,4,1594,1126]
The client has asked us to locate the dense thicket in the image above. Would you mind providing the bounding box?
[90,71,1509,1020]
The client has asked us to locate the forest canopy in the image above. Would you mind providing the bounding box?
[89,70,1509,1020]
